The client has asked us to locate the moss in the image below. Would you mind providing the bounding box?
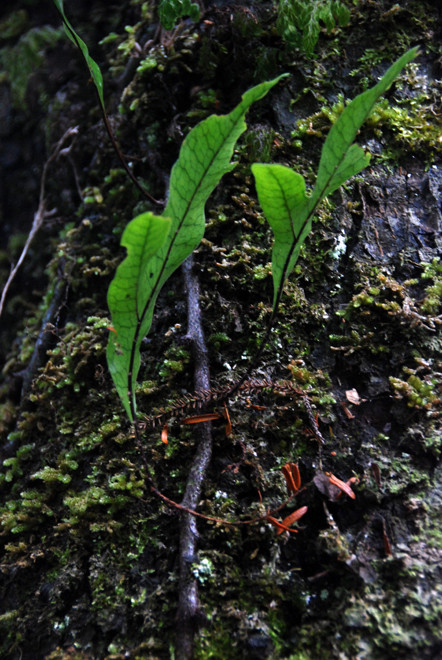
[158,345,191,381]
[0,0,440,657]
[289,43,441,167]
[0,24,64,109]
[193,549,307,658]
[389,370,439,410]
[359,434,432,498]
[341,571,442,658]
[365,96,441,165]
[0,442,35,486]
[331,264,442,359]
[208,332,231,351]
[32,465,73,485]
[419,258,442,314]
[242,125,278,164]
[26,314,110,398]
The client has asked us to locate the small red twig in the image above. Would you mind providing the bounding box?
[327,473,357,499]
[136,448,309,532]
[281,462,301,495]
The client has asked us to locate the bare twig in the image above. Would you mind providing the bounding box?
[175,254,213,660]
[0,126,79,319]
[100,110,163,207]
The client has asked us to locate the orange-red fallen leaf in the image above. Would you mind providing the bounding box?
[383,533,393,557]
[340,402,355,419]
[223,404,232,436]
[277,506,309,535]
[181,412,223,424]
[281,463,301,495]
[266,516,297,534]
[291,463,301,490]
[281,464,297,494]
[328,473,356,499]
[382,519,393,557]
[161,424,168,444]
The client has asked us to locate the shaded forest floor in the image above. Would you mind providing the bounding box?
[0,1,441,658]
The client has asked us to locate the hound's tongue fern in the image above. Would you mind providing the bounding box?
[51,0,417,423]
[252,47,418,318]
[106,77,287,420]
[107,47,417,422]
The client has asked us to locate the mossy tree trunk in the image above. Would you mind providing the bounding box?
[1,1,441,659]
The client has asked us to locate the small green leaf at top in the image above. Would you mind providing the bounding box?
[312,47,419,204]
[253,48,418,315]
[52,0,104,108]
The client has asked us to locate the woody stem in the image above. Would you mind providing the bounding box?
[175,254,213,660]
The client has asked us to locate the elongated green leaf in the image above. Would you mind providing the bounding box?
[253,48,418,313]
[52,0,104,107]
[107,213,171,419]
[316,143,370,199]
[108,76,286,419]
[312,47,418,202]
[251,164,311,307]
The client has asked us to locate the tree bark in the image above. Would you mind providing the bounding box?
[0,2,441,659]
